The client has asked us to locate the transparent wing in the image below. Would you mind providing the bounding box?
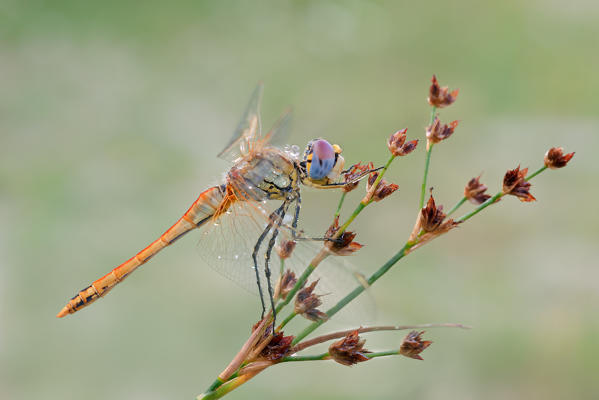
[217,83,264,162]
[263,108,293,150]
[196,198,375,325]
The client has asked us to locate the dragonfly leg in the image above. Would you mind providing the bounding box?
[287,192,344,244]
[264,202,289,329]
[252,201,287,320]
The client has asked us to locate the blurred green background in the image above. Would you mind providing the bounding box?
[1,1,597,399]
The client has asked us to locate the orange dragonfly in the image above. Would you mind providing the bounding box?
[57,84,372,320]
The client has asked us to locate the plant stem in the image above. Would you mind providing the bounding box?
[198,374,254,400]
[420,143,434,208]
[292,242,413,345]
[282,349,401,363]
[292,323,469,353]
[526,165,547,180]
[419,106,437,208]
[334,192,347,219]
[276,311,296,331]
[446,196,467,217]
[456,192,503,223]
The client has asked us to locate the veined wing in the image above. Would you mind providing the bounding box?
[196,197,375,326]
[217,83,264,162]
[217,84,295,163]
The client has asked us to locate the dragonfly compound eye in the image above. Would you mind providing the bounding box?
[307,139,336,180]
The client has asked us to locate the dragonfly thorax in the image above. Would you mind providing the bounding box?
[227,147,300,202]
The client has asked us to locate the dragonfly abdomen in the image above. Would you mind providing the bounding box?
[56,185,226,318]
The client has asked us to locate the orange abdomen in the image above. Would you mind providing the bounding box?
[56,185,226,318]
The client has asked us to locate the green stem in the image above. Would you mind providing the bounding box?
[456,192,503,223]
[419,106,437,208]
[276,311,296,331]
[526,165,547,181]
[198,375,251,400]
[334,192,347,219]
[446,196,467,217]
[282,353,329,362]
[292,242,413,345]
[206,378,225,393]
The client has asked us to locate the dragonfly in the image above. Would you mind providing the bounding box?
[57,84,374,321]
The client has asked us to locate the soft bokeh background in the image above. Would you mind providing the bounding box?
[1,1,597,399]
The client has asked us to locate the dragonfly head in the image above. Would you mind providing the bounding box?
[303,139,344,181]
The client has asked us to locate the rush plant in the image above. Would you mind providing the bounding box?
[196,76,574,399]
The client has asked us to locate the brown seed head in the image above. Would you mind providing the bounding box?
[426,116,459,147]
[276,240,296,260]
[400,331,432,360]
[274,270,297,301]
[428,75,459,108]
[387,128,419,157]
[294,280,328,322]
[420,195,446,232]
[365,171,399,202]
[503,166,536,202]
[464,175,491,205]
[544,147,575,169]
[324,216,363,256]
[328,330,370,366]
[259,331,295,361]
[342,162,373,193]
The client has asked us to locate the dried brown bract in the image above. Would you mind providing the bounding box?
[399,331,432,360]
[275,270,297,301]
[387,128,419,157]
[426,116,459,148]
[544,147,575,169]
[328,330,370,366]
[420,195,446,232]
[259,332,295,361]
[324,217,363,256]
[365,171,399,202]
[503,166,536,202]
[409,194,460,247]
[276,240,296,260]
[342,162,373,193]
[294,280,328,322]
[464,175,491,205]
[428,75,459,108]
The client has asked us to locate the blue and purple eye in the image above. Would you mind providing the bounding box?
[306,139,336,180]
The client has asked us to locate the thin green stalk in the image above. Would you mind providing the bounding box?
[456,192,503,223]
[282,353,329,362]
[276,311,296,331]
[526,165,547,180]
[419,106,437,208]
[334,192,347,219]
[292,242,413,345]
[206,378,225,393]
[198,374,252,400]
[446,196,467,217]
[419,144,434,208]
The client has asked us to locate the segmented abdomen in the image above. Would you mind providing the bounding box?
[56,185,226,318]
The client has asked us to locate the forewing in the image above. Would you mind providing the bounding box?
[217,83,264,162]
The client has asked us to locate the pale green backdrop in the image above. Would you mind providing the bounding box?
[1,1,597,399]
